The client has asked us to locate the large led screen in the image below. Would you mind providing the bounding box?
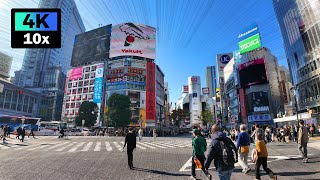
[110,23,156,59]
[239,58,268,87]
[71,25,111,67]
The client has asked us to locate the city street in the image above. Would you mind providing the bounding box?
[0,135,319,180]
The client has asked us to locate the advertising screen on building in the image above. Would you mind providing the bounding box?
[246,91,269,114]
[146,61,156,121]
[68,66,83,80]
[202,87,209,94]
[238,23,259,41]
[182,85,189,93]
[239,33,261,54]
[217,53,233,76]
[110,23,156,59]
[93,63,104,103]
[71,25,111,67]
[239,58,268,87]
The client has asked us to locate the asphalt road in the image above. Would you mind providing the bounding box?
[0,135,319,180]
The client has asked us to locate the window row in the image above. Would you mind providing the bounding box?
[65,109,79,116]
[67,79,95,88]
[66,86,95,95]
[66,94,93,102]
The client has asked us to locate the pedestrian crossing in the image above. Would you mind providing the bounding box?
[0,140,195,153]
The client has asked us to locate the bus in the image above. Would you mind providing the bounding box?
[0,114,40,132]
[39,121,67,131]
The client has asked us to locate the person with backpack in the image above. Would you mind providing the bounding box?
[205,124,237,180]
[298,120,309,163]
[255,132,277,180]
[236,124,251,174]
[191,129,211,179]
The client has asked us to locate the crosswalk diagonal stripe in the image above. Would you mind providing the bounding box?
[81,142,93,152]
[137,142,156,149]
[68,142,86,152]
[0,144,10,149]
[44,142,69,151]
[119,142,146,150]
[113,142,123,151]
[151,142,175,148]
[94,142,101,151]
[157,142,186,148]
[143,142,166,148]
[105,142,112,151]
[55,142,76,151]
[28,144,51,151]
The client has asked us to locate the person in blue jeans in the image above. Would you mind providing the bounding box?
[205,124,236,180]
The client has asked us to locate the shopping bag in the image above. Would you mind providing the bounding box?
[194,158,202,169]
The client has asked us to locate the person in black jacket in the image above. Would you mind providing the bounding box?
[123,127,136,169]
[205,124,237,180]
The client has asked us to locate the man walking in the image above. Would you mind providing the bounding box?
[205,124,237,180]
[236,124,250,174]
[20,127,26,142]
[123,127,136,169]
[28,127,35,138]
[191,129,211,179]
[298,120,309,163]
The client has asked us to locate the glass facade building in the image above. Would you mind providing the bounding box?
[273,0,320,112]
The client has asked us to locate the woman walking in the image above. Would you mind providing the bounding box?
[255,132,277,180]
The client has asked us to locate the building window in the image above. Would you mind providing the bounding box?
[78,88,82,93]
[66,103,70,108]
[82,94,87,100]
[90,73,95,78]
[90,80,94,85]
[84,80,89,86]
[73,82,77,87]
[88,94,93,100]
[72,89,76,94]
[85,74,89,79]
[89,87,94,92]
[71,103,75,108]
[76,95,81,100]
[83,87,88,93]
[79,81,83,87]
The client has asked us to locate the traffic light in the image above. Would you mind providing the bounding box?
[19,90,23,95]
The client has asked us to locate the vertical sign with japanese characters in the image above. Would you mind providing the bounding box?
[93,63,104,126]
[146,61,156,121]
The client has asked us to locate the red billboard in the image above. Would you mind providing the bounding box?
[183,85,188,93]
[69,67,83,80]
[146,61,156,121]
[282,80,288,104]
[238,58,268,87]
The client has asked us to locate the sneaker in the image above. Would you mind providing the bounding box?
[206,173,212,180]
[190,176,197,179]
[244,167,251,174]
[272,175,277,180]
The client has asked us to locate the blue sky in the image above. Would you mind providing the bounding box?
[0,0,286,104]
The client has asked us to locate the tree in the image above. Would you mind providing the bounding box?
[107,93,131,128]
[75,101,98,127]
[170,109,190,126]
[200,110,214,126]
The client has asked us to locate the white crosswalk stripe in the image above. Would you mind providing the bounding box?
[151,142,175,148]
[55,142,76,152]
[28,144,51,151]
[120,142,146,150]
[137,142,156,149]
[94,142,101,151]
[113,142,123,151]
[105,142,112,151]
[68,142,86,152]
[81,142,93,152]
[143,142,167,148]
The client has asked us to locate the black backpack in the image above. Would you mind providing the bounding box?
[218,137,238,166]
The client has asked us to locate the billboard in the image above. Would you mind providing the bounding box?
[246,91,269,114]
[93,63,104,103]
[239,88,247,123]
[71,25,111,67]
[202,87,209,94]
[68,66,83,80]
[239,33,261,54]
[217,53,233,76]
[238,23,259,41]
[248,114,272,123]
[146,61,156,121]
[182,85,189,93]
[239,58,268,87]
[282,80,288,104]
[110,23,156,59]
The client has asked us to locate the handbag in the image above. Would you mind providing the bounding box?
[194,158,202,169]
[251,149,258,163]
[241,145,249,153]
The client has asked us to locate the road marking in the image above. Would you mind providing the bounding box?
[55,142,76,151]
[113,142,123,151]
[94,142,101,151]
[143,142,167,148]
[151,142,175,148]
[68,142,85,152]
[105,142,112,151]
[44,142,69,151]
[0,144,10,149]
[137,142,156,149]
[120,142,146,150]
[28,144,51,151]
[159,142,188,148]
[81,142,93,152]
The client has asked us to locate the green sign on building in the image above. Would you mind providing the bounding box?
[239,33,261,54]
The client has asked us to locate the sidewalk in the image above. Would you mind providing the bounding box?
[308,136,320,150]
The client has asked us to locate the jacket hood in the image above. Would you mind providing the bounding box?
[211,131,226,140]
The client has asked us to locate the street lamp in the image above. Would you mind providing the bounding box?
[290,86,299,124]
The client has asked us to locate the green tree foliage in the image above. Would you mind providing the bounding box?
[200,110,214,125]
[75,101,98,127]
[107,93,131,128]
[170,109,190,126]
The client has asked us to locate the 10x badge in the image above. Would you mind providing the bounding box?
[11,9,61,48]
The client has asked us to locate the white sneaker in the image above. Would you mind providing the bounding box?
[190,175,197,179]
[244,167,251,174]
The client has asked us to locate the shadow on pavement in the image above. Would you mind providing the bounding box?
[133,167,190,177]
[276,171,320,177]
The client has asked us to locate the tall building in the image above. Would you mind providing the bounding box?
[15,0,85,120]
[273,0,320,118]
[206,66,217,97]
[0,51,12,80]
[278,65,294,116]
